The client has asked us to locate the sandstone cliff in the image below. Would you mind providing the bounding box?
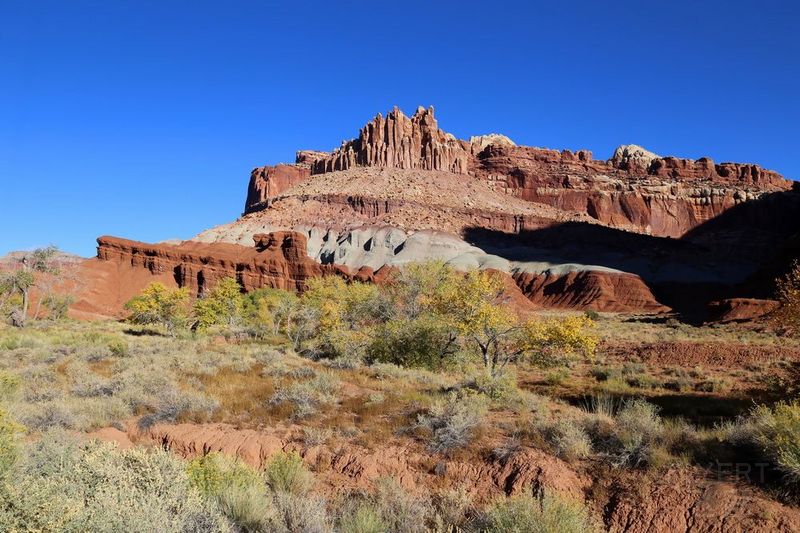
[310,106,471,175]
[95,232,342,296]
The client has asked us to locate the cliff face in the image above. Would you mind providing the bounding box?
[244,164,311,215]
[96,232,340,295]
[471,144,792,237]
[277,107,791,239]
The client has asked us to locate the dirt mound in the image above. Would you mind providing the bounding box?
[124,421,586,500]
[602,468,800,532]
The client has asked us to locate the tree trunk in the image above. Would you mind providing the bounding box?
[18,288,29,327]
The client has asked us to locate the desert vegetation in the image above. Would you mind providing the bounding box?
[0,246,77,328]
[0,262,799,530]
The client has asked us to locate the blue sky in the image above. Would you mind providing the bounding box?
[1,1,798,257]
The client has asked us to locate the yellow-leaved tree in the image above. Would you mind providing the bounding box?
[299,276,386,359]
[426,267,597,376]
[124,282,190,333]
[193,277,245,331]
[774,261,800,335]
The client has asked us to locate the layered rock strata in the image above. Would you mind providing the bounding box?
[96,232,341,296]
[310,106,471,175]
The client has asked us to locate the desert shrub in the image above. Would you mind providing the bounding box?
[138,387,219,428]
[544,367,570,386]
[590,399,666,468]
[188,452,264,497]
[71,371,119,398]
[370,477,433,533]
[543,419,593,461]
[322,352,364,369]
[265,451,313,495]
[19,401,78,431]
[0,407,24,479]
[745,401,800,483]
[432,486,473,530]
[124,282,190,333]
[416,393,488,454]
[482,491,597,533]
[693,378,729,393]
[193,277,245,331]
[625,373,660,390]
[463,368,520,401]
[42,293,74,320]
[338,500,387,533]
[107,336,128,357]
[662,367,693,392]
[187,452,273,531]
[0,370,20,400]
[0,436,230,532]
[273,491,332,532]
[303,426,333,446]
[589,365,618,382]
[368,315,456,370]
[217,483,276,532]
[583,310,600,321]
[270,373,340,418]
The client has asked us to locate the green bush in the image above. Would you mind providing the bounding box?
[464,368,520,401]
[747,401,800,483]
[482,492,597,533]
[545,419,593,461]
[124,282,190,333]
[265,451,313,495]
[0,435,230,531]
[369,315,455,370]
[600,399,666,468]
[338,500,387,533]
[216,484,275,532]
[0,407,24,479]
[187,452,264,497]
[193,277,245,331]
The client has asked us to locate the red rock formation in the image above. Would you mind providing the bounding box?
[706,298,779,324]
[96,231,341,296]
[311,106,471,175]
[244,164,311,214]
[512,269,668,313]
[472,143,792,237]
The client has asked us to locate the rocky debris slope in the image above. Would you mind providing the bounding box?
[89,420,800,532]
[125,421,587,500]
[601,468,800,533]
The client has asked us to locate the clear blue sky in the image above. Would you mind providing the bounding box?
[2,1,798,257]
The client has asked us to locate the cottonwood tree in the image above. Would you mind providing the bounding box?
[124,282,190,333]
[193,277,245,330]
[774,261,800,335]
[408,265,597,376]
